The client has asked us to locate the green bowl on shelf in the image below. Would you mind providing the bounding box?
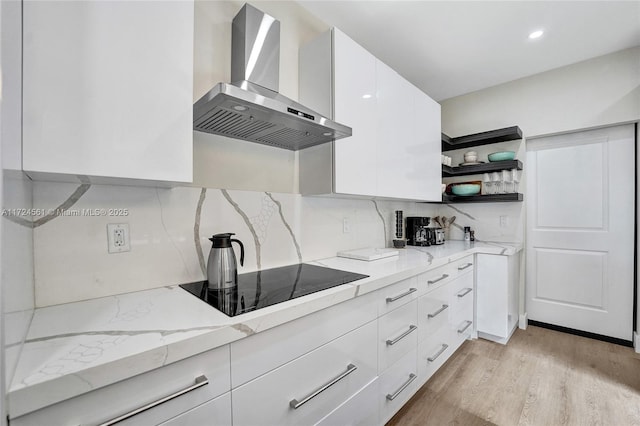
[487,151,516,162]
[451,184,481,196]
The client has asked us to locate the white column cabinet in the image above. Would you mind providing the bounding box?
[476,253,520,344]
[22,0,194,184]
[299,28,441,201]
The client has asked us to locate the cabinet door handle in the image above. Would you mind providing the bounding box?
[289,364,357,409]
[385,373,417,401]
[427,344,449,362]
[427,274,448,285]
[427,304,449,319]
[457,288,473,298]
[386,325,418,346]
[457,320,473,334]
[98,375,209,426]
[458,263,473,271]
[386,287,417,303]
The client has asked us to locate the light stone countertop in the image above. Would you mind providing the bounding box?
[8,240,522,418]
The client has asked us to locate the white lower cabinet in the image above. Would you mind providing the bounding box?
[417,328,456,386]
[230,291,377,388]
[315,378,379,426]
[476,253,520,344]
[378,299,418,371]
[416,259,475,389]
[231,320,378,426]
[379,348,419,425]
[11,345,231,426]
[159,392,231,426]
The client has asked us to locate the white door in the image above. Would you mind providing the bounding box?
[526,124,635,341]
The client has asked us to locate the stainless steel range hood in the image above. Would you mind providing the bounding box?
[193,4,352,151]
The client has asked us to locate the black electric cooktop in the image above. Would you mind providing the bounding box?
[180,263,368,317]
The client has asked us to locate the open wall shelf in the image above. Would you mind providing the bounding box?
[438,125,524,204]
[441,126,523,152]
[442,160,522,178]
[443,193,523,203]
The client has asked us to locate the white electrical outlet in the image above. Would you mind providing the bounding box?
[343,217,351,233]
[499,215,508,228]
[107,223,131,253]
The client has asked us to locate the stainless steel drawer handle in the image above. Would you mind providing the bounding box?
[427,274,448,285]
[457,288,473,298]
[427,304,449,319]
[458,320,473,334]
[289,364,357,409]
[458,263,473,271]
[386,373,417,401]
[427,344,449,362]
[386,287,417,303]
[386,325,418,346]
[98,375,209,426]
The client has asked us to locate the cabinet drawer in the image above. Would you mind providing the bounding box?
[417,265,453,292]
[450,255,474,278]
[450,270,474,315]
[231,291,377,387]
[452,318,474,342]
[159,392,231,426]
[378,276,419,315]
[11,345,231,426]
[417,284,450,342]
[417,329,455,387]
[378,299,418,372]
[315,378,379,426]
[232,320,377,426]
[379,348,418,425]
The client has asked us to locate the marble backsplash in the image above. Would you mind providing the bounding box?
[31,182,440,307]
[29,174,524,308]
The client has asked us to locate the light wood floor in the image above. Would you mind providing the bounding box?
[388,326,640,426]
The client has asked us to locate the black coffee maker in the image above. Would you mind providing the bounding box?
[406,217,435,246]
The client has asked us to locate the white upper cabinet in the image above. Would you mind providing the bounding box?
[299,28,441,201]
[22,0,194,184]
[375,61,415,199]
[412,84,443,201]
[333,29,378,197]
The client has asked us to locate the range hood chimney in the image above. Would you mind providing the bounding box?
[193,4,352,151]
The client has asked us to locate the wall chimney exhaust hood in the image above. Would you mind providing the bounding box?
[193,3,352,151]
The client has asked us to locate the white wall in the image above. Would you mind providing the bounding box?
[192,0,328,193]
[441,47,640,138]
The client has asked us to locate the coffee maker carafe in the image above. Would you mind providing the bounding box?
[207,233,245,291]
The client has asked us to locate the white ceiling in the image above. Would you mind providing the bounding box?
[297,1,640,101]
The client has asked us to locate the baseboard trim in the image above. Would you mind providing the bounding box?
[528,320,633,348]
[635,332,640,353]
[519,313,528,330]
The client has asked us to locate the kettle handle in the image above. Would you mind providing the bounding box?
[231,239,245,267]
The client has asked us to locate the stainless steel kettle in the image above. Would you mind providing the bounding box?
[207,233,244,291]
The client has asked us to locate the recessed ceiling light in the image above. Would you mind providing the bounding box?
[362,94,372,99]
[528,30,544,40]
[232,105,248,111]
[323,132,332,136]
